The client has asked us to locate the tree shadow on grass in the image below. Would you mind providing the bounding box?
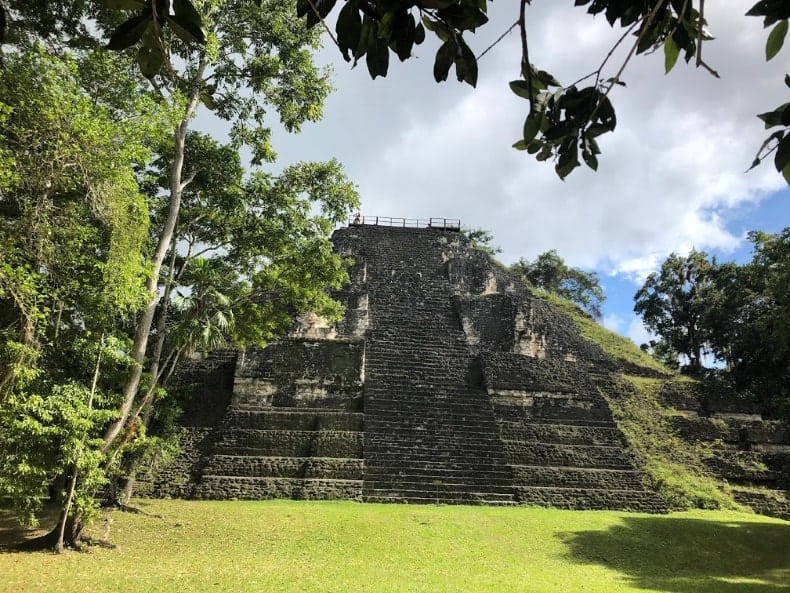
[560,515,790,593]
[0,506,56,552]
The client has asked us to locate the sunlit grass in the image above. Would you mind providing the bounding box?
[2,500,788,593]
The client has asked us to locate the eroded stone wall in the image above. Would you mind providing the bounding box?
[233,339,363,410]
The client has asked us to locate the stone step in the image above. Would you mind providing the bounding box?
[731,489,790,521]
[212,429,363,458]
[225,410,364,431]
[364,402,500,415]
[514,486,668,512]
[497,421,625,446]
[364,454,509,469]
[364,478,512,493]
[503,442,634,469]
[363,488,515,505]
[493,413,618,428]
[200,455,363,479]
[364,419,504,433]
[363,494,519,506]
[364,353,471,364]
[364,407,502,422]
[510,465,646,489]
[365,443,506,455]
[195,476,362,501]
[364,467,512,482]
[702,449,781,483]
[493,402,614,423]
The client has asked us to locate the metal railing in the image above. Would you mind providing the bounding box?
[348,215,461,231]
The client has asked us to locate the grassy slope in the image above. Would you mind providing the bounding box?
[2,500,788,593]
[610,375,742,510]
[534,291,741,509]
[535,290,669,373]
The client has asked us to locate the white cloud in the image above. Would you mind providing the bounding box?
[625,316,654,348]
[602,313,627,334]
[259,2,788,334]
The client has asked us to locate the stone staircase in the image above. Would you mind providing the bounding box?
[496,413,667,511]
[195,408,364,500]
[189,339,366,501]
[359,228,515,504]
[482,354,667,512]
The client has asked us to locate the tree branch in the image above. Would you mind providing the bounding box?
[519,0,533,114]
[590,0,665,123]
[306,0,340,51]
[477,20,518,61]
[567,21,639,90]
[180,168,200,191]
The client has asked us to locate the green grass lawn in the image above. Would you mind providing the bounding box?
[1,500,788,593]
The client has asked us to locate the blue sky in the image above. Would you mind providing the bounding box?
[600,186,789,345]
[198,2,789,347]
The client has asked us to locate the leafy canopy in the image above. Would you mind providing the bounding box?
[634,234,790,415]
[512,249,605,319]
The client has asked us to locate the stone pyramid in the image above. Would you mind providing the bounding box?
[149,222,789,516]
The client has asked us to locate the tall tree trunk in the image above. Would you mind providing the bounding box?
[54,334,103,552]
[101,68,205,453]
[114,223,182,503]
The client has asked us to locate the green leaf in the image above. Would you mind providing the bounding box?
[137,44,164,78]
[746,0,790,27]
[414,22,426,44]
[422,15,452,42]
[336,0,362,61]
[774,134,790,172]
[536,145,553,161]
[544,124,571,142]
[523,113,541,143]
[512,139,529,151]
[664,35,680,73]
[746,1,769,17]
[200,91,217,111]
[535,69,561,87]
[379,11,397,40]
[106,13,153,50]
[296,0,310,18]
[168,0,207,44]
[555,158,578,180]
[437,4,489,31]
[391,13,416,62]
[299,0,336,28]
[365,22,389,79]
[757,102,790,127]
[766,19,788,60]
[433,39,455,83]
[556,137,580,179]
[454,36,478,87]
[782,162,790,184]
[596,96,617,130]
[509,79,532,100]
[582,149,599,171]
